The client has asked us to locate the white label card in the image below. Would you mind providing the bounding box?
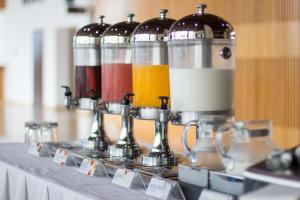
[112,168,136,188]
[79,159,97,176]
[28,143,43,156]
[146,177,172,200]
[199,189,234,200]
[53,149,69,165]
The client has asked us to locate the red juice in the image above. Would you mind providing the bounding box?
[102,63,132,102]
[75,66,101,98]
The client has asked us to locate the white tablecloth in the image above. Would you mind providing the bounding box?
[0,143,153,200]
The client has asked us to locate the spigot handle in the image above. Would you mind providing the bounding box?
[159,96,169,110]
[61,86,72,96]
[121,93,134,105]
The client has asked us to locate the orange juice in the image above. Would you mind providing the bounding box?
[133,64,170,108]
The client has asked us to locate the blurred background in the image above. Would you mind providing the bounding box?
[0,0,299,153]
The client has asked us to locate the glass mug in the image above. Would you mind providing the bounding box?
[216,120,274,175]
[182,118,225,170]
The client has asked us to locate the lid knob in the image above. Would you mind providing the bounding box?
[160,9,168,19]
[97,15,105,24]
[127,13,135,23]
[197,4,207,15]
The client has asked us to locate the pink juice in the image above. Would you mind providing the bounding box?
[102,63,133,102]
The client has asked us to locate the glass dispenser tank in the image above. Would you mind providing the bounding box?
[74,16,110,100]
[131,9,177,168]
[168,4,236,169]
[101,14,140,158]
[62,16,111,153]
[168,4,235,119]
[132,10,175,109]
[101,14,139,110]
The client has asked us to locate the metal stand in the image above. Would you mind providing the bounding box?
[108,94,140,159]
[141,97,176,167]
[61,86,110,153]
[86,109,109,152]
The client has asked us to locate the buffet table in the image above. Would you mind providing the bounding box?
[0,143,153,200]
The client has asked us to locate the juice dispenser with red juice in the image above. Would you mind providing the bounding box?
[131,9,177,170]
[101,14,140,158]
[62,16,111,153]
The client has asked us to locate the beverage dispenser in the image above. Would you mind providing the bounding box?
[101,14,140,158]
[168,4,235,169]
[62,16,111,153]
[131,9,176,167]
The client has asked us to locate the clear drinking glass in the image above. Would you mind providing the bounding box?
[25,122,58,145]
[24,122,42,145]
[41,122,58,143]
[216,120,273,175]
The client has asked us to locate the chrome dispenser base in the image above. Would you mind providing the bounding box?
[106,102,121,114]
[108,144,140,158]
[108,94,141,159]
[170,111,233,125]
[86,109,110,152]
[136,101,176,168]
[141,152,176,166]
[136,107,160,120]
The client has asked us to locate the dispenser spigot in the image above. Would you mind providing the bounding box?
[85,89,99,110]
[87,89,98,101]
[61,85,74,110]
[121,93,134,105]
[159,96,169,110]
[61,85,72,97]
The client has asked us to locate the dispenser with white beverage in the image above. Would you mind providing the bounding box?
[168,4,235,171]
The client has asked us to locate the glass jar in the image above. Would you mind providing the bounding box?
[73,16,110,99]
[24,122,42,145]
[41,122,58,143]
[131,9,175,108]
[168,4,235,116]
[101,14,139,103]
[216,120,274,175]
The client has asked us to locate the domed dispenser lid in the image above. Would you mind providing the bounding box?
[101,14,140,44]
[168,4,235,40]
[132,9,175,42]
[74,15,111,47]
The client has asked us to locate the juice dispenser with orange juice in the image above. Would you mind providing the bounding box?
[131,9,177,170]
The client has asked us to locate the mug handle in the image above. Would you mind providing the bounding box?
[215,122,234,162]
[182,120,199,155]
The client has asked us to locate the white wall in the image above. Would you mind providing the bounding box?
[0,0,91,107]
[0,14,4,64]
